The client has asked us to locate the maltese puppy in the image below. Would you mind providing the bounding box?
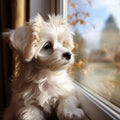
[3,14,84,120]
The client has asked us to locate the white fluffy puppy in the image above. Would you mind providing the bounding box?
[3,14,84,120]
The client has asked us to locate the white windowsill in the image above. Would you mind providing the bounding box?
[74,82,120,120]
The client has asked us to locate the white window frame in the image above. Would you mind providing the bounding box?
[30,0,120,119]
[60,0,120,120]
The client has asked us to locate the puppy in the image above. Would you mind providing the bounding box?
[3,14,84,120]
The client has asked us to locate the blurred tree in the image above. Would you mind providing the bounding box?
[73,30,86,62]
[68,0,91,78]
[71,30,86,78]
[68,0,90,26]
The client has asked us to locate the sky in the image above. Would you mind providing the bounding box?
[69,0,120,52]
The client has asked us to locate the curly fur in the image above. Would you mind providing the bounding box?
[3,14,84,120]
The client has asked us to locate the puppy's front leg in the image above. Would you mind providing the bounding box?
[19,105,44,120]
[56,96,84,120]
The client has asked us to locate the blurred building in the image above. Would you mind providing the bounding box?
[100,15,120,61]
[89,15,120,62]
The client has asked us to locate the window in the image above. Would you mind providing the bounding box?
[67,0,120,119]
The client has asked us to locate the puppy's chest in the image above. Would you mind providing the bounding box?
[36,75,74,106]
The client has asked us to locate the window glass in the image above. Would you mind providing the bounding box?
[68,0,120,108]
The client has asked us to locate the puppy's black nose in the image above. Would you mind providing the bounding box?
[62,52,71,60]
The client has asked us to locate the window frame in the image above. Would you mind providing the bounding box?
[75,82,120,120]
[60,0,120,120]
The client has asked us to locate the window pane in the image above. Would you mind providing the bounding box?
[68,0,120,108]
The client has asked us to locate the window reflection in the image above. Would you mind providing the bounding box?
[68,0,120,108]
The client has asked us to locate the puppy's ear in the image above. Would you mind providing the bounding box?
[6,14,44,61]
[9,27,34,61]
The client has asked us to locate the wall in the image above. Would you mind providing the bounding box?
[30,0,51,19]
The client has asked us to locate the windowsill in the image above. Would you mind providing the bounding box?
[74,82,120,120]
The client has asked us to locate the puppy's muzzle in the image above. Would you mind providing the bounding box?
[62,52,71,60]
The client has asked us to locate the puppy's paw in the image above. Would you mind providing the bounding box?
[58,108,84,120]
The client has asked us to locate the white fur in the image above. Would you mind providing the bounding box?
[3,14,84,120]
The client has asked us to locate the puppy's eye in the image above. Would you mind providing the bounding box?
[43,41,53,50]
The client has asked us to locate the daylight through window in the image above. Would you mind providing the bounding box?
[68,0,120,108]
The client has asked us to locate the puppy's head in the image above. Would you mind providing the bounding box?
[4,14,74,70]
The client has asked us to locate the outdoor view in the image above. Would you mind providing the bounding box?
[68,0,120,108]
